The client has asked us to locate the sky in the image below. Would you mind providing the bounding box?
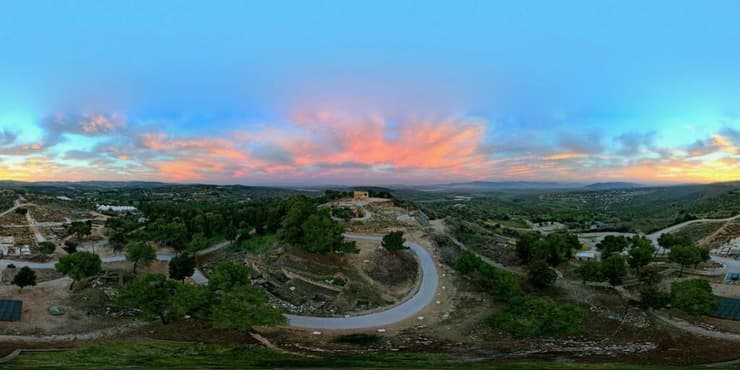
[0,0,738,185]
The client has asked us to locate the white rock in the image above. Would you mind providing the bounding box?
[377,328,387,333]
[289,286,296,291]
[436,300,441,304]
[417,316,424,321]
[312,331,322,335]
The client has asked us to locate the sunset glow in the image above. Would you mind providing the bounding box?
[0,1,737,185]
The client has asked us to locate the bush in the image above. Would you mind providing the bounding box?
[638,285,671,310]
[671,279,720,315]
[454,251,482,274]
[527,260,557,289]
[486,296,584,338]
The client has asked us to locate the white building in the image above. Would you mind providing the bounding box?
[97,205,138,213]
[575,251,602,261]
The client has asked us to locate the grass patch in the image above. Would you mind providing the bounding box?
[229,233,277,254]
[8,341,714,369]
[669,222,724,244]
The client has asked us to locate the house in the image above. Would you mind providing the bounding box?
[0,236,14,256]
[353,191,369,201]
[590,221,615,231]
[575,251,601,261]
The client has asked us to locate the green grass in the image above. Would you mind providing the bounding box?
[6,342,717,369]
[668,222,724,244]
[228,233,277,254]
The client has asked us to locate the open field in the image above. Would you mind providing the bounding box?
[6,341,730,369]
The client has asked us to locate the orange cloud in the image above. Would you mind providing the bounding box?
[543,152,589,160]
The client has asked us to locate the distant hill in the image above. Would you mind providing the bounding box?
[584,182,646,190]
[426,181,583,190]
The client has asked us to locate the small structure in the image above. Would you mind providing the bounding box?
[97,205,138,213]
[725,272,740,283]
[0,236,14,256]
[56,196,72,201]
[589,221,615,231]
[0,300,23,321]
[353,191,369,202]
[575,251,601,261]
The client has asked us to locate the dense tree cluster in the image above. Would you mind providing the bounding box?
[116,261,285,330]
[455,251,520,302]
[515,232,579,266]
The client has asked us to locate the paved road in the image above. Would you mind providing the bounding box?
[0,253,208,284]
[576,214,740,273]
[285,233,439,329]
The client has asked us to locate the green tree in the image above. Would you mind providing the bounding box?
[38,241,56,255]
[212,284,286,332]
[533,232,579,266]
[454,251,482,274]
[486,296,584,338]
[596,235,629,258]
[601,255,627,286]
[526,259,557,289]
[116,274,178,324]
[108,231,127,255]
[668,245,703,277]
[55,252,102,290]
[574,261,603,284]
[658,233,691,249]
[638,285,671,310]
[12,266,36,292]
[628,245,654,275]
[301,211,357,254]
[476,263,521,302]
[126,242,156,274]
[68,220,92,241]
[169,253,196,281]
[209,261,250,292]
[164,221,188,252]
[381,230,407,253]
[187,233,209,253]
[173,284,212,320]
[516,233,538,264]
[282,198,315,244]
[671,279,720,315]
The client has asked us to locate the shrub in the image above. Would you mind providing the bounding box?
[486,296,584,338]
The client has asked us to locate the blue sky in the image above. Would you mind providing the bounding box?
[0,0,737,184]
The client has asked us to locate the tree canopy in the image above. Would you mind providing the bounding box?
[13,266,37,292]
[169,253,197,281]
[116,274,179,324]
[381,231,407,253]
[212,284,286,331]
[526,259,557,289]
[126,242,156,274]
[671,279,720,315]
[55,252,102,289]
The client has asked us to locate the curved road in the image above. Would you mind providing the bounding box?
[285,233,439,329]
